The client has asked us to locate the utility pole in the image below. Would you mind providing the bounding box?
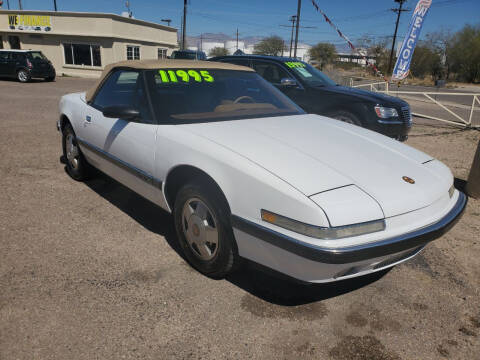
[236,28,239,50]
[289,15,296,57]
[53,0,57,11]
[18,0,22,10]
[387,0,409,75]
[200,34,203,52]
[182,0,187,50]
[280,16,315,58]
[293,0,301,58]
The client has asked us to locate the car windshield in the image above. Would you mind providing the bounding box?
[27,51,47,60]
[285,61,337,87]
[172,51,206,60]
[145,69,304,124]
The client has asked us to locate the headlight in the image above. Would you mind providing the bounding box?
[374,105,398,118]
[261,209,385,240]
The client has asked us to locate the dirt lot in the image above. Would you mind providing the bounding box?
[1,77,479,360]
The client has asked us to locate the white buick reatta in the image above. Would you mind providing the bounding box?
[58,60,466,283]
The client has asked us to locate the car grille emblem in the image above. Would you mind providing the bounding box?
[402,176,415,184]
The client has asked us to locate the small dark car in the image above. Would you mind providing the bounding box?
[0,50,56,83]
[171,50,207,60]
[210,55,411,140]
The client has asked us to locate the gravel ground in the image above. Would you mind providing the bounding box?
[1,77,479,360]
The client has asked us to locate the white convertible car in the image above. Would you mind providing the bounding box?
[58,60,467,283]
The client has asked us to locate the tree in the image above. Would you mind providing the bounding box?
[425,29,454,79]
[253,36,285,56]
[308,43,337,69]
[410,44,442,79]
[209,47,229,57]
[357,36,390,74]
[449,24,480,83]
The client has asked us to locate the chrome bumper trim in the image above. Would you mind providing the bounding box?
[231,192,467,264]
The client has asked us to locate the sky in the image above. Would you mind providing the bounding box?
[3,0,480,45]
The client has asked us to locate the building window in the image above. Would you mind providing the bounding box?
[0,36,3,49]
[127,45,140,60]
[63,43,101,67]
[158,48,167,59]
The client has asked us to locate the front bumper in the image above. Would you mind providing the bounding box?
[231,191,467,282]
[369,118,411,139]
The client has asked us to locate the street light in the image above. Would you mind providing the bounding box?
[161,19,172,26]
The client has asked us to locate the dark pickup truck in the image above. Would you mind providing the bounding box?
[210,55,411,141]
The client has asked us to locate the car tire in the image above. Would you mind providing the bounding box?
[45,76,55,82]
[329,110,363,127]
[62,123,90,181]
[174,180,240,279]
[17,69,31,83]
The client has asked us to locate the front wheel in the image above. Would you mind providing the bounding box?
[17,69,31,83]
[45,76,55,82]
[328,110,363,127]
[174,181,240,279]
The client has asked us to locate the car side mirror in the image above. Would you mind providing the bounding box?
[102,106,140,121]
[280,78,297,87]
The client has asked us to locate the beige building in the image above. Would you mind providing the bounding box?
[0,10,178,77]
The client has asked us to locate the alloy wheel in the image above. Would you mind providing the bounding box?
[65,133,80,169]
[181,198,219,261]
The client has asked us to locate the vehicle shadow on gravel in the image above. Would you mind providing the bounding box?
[82,169,390,306]
[82,170,184,259]
[226,265,390,306]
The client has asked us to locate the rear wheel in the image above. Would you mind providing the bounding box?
[329,110,362,127]
[62,123,90,181]
[17,69,31,83]
[174,180,239,279]
[45,76,55,82]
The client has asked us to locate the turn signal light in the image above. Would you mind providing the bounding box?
[261,210,277,223]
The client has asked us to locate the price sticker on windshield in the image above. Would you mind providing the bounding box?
[157,69,214,83]
[285,62,306,68]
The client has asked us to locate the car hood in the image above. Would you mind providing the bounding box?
[317,85,407,106]
[181,114,451,218]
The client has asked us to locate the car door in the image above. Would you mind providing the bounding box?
[80,69,162,203]
[250,60,308,110]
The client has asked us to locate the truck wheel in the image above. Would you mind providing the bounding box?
[174,180,240,279]
[17,69,31,83]
[329,110,363,127]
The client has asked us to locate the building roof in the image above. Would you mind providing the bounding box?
[0,9,176,32]
[85,59,254,102]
